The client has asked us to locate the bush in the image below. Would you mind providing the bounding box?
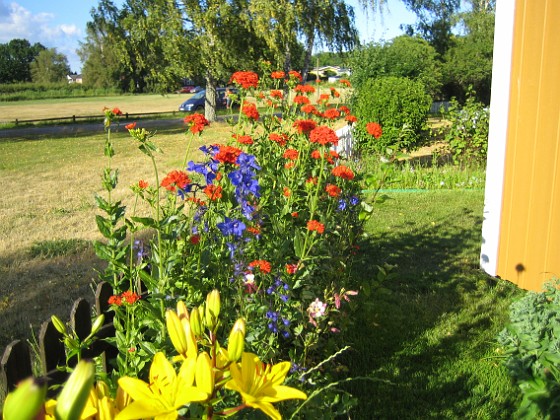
[351,76,432,155]
[497,278,560,419]
[438,87,489,165]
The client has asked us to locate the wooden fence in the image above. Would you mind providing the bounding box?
[0,282,116,396]
[12,110,178,126]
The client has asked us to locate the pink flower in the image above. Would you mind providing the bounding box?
[307,298,327,326]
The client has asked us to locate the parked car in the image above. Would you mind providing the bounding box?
[179,88,237,112]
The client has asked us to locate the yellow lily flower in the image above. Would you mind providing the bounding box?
[225,352,307,420]
[166,308,197,360]
[115,352,208,420]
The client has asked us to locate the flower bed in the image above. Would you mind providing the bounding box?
[3,70,382,419]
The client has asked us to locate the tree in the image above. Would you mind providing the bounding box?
[0,39,45,83]
[30,48,70,83]
[78,0,126,89]
[349,35,442,97]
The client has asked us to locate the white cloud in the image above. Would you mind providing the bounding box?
[0,1,83,71]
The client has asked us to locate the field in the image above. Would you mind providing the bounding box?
[0,100,524,416]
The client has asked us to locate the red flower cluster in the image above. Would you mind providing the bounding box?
[366,122,383,139]
[285,263,298,274]
[108,290,141,306]
[184,113,210,134]
[249,259,272,273]
[295,84,315,94]
[289,70,303,82]
[309,126,338,146]
[330,87,340,98]
[317,94,330,104]
[332,165,355,180]
[270,90,283,99]
[339,105,351,115]
[203,184,222,200]
[325,184,342,197]
[233,134,253,145]
[229,71,259,89]
[322,108,340,120]
[293,119,317,134]
[138,180,148,189]
[269,133,288,147]
[307,220,325,234]
[293,95,310,105]
[161,170,191,192]
[242,102,260,121]
[345,115,358,123]
[283,186,291,197]
[340,79,351,87]
[271,71,285,79]
[301,104,319,115]
[125,122,137,130]
[214,145,242,164]
[283,149,299,160]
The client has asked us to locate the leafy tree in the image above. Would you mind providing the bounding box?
[78,0,126,89]
[30,48,70,83]
[0,39,45,83]
[349,35,442,97]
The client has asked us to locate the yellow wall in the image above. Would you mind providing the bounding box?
[497,0,560,290]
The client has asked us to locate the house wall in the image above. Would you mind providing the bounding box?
[483,0,560,290]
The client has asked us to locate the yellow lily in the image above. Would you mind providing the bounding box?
[225,352,307,420]
[115,352,208,420]
[166,308,197,360]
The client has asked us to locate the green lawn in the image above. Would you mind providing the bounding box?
[344,190,524,418]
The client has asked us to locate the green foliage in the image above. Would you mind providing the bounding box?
[30,48,70,83]
[349,36,442,97]
[351,76,432,154]
[0,39,45,83]
[497,278,560,419]
[0,82,120,101]
[29,239,91,259]
[438,87,489,164]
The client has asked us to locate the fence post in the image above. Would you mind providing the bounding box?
[1,340,32,391]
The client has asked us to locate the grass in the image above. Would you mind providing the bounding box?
[0,123,525,416]
[343,190,524,418]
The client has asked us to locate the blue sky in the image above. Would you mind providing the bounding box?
[0,0,417,73]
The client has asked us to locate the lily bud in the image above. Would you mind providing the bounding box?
[227,318,246,362]
[166,309,188,356]
[205,290,220,331]
[54,360,94,420]
[90,314,105,337]
[189,305,203,338]
[51,315,67,335]
[195,352,214,396]
[176,300,189,320]
[2,377,46,420]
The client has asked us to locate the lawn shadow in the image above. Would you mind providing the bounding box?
[342,194,521,418]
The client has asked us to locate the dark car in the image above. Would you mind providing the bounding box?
[179,88,237,112]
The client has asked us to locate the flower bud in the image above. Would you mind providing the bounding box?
[195,352,214,396]
[55,360,94,420]
[166,309,188,356]
[2,377,46,420]
[189,305,203,338]
[227,318,246,362]
[90,314,105,336]
[205,290,220,331]
[176,300,189,320]
[51,315,67,335]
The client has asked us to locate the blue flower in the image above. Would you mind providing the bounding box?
[217,217,246,237]
[338,199,347,211]
[350,196,360,206]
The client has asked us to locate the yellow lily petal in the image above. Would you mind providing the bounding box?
[261,385,308,402]
[115,400,171,420]
[166,310,188,356]
[246,400,282,420]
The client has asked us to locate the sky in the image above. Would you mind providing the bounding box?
[0,0,418,73]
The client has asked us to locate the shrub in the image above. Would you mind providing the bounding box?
[497,278,560,419]
[350,76,432,155]
[438,87,489,165]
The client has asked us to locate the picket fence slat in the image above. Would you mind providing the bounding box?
[0,281,116,393]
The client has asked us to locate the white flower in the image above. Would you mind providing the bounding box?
[307,298,327,318]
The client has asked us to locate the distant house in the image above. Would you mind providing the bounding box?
[308,66,351,81]
[67,74,83,84]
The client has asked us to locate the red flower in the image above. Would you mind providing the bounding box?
[283,149,299,160]
[329,150,340,160]
[340,79,351,87]
[366,122,383,139]
[325,184,342,197]
[204,184,222,200]
[307,220,325,234]
[190,235,200,245]
[322,108,340,120]
[311,150,322,159]
[317,94,330,104]
[291,211,299,217]
[269,133,288,147]
[271,71,285,79]
[121,290,141,304]
[293,119,317,134]
[112,107,123,116]
[215,145,242,164]
[301,104,319,115]
[309,125,339,146]
[345,115,358,123]
[339,105,351,115]
[229,71,259,89]
[283,186,291,197]
[249,259,272,273]
[233,134,253,145]
[125,122,137,130]
[184,113,210,134]
[138,180,148,189]
[247,225,261,235]
[306,176,318,185]
[330,87,340,98]
[108,295,122,306]
[289,70,303,82]
[161,170,191,192]
[284,162,295,169]
[241,102,260,120]
[286,264,298,274]
[293,95,310,105]
[332,165,355,180]
[295,84,315,94]
[187,197,206,206]
[270,90,283,99]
